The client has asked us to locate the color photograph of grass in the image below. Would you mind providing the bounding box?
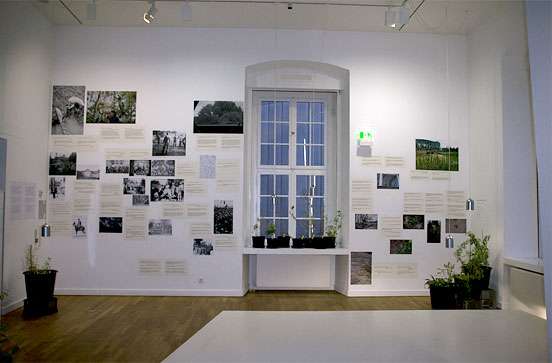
[415,139,459,171]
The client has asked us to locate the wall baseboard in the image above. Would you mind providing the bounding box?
[2,299,24,315]
[347,290,429,297]
[55,288,246,297]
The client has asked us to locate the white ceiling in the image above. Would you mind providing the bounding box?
[29,0,506,34]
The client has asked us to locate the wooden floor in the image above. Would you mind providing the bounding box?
[1,291,430,362]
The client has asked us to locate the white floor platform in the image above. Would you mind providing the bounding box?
[163,310,548,362]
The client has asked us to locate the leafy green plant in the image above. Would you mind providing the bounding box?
[454,232,490,280]
[252,218,260,237]
[425,262,456,287]
[324,210,343,238]
[266,222,276,239]
[24,245,53,274]
[0,292,20,362]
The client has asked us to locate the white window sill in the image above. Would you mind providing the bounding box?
[504,257,544,274]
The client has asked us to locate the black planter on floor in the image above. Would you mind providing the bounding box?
[429,285,456,309]
[23,270,58,317]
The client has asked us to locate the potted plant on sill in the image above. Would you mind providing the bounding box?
[23,244,58,318]
[277,233,291,248]
[323,210,343,249]
[290,205,312,249]
[453,232,492,307]
[251,220,265,248]
[425,262,457,309]
[265,222,278,249]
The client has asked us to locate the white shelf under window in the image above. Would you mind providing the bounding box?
[243,247,349,255]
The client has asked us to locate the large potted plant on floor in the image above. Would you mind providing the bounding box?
[23,244,58,317]
[425,262,457,309]
[454,232,491,306]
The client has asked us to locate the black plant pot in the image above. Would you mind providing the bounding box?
[312,237,326,249]
[252,236,265,248]
[23,270,58,317]
[277,236,291,248]
[479,266,492,289]
[323,236,336,249]
[429,285,457,309]
[266,237,279,249]
[292,238,304,249]
[302,238,313,249]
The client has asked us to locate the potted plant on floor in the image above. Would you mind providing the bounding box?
[251,220,265,248]
[425,262,457,309]
[265,222,278,249]
[454,232,492,306]
[23,244,58,317]
[323,210,343,249]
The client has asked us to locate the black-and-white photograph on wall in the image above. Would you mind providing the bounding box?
[72,215,88,238]
[51,85,85,135]
[376,173,399,189]
[99,217,123,233]
[214,200,233,234]
[130,160,151,176]
[148,219,172,236]
[49,152,77,176]
[193,101,244,134]
[152,130,186,156]
[49,176,65,201]
[151,160,175,177]
[150,179,184,202]
[351,251,372,285]
[193,238,213,255]
[355,214,378,229]
[445,218,467,233]
[427,220,441,243]
[106,160,130,174]
[132,195,150,206]
[200,155,216,179]
[76,164,100,180]
[123,178,146,195]
[86,91,136,123]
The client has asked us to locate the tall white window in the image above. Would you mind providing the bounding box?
[253,91,335,238]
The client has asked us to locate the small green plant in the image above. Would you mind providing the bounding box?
[266,222,276,239]
[425,262,456,287]
[252,220,260,237]
[0,292,20,362]
[324,210,343,238]
[454,232,490,280]
[24,245,53,274]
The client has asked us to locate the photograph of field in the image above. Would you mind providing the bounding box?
[415,138,459,171]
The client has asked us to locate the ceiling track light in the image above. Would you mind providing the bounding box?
[143,0,158,24]
[385,7,396,28]
[399,6,410,26]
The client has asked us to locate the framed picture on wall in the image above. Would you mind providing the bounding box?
[415,138,459,171]
[86,91,137,123]
[193,101,243,134]
[51,85,85,135]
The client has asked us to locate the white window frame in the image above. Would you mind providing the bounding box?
[252,91,336,238]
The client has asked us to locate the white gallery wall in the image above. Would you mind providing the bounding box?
[0,2,53,312]
[45,24,469,298]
